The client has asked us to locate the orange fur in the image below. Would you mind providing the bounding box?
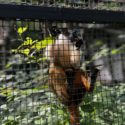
[67,104,80,125]
[74,70,91,91]
[46,34,80,68]
[49,63,69,104]
[48,64,91,125]
[47,33,91,125]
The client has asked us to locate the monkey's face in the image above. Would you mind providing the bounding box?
[69,30,84,50]
[49,27,84,50]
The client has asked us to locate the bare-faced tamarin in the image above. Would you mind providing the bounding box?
[45,27,99,125]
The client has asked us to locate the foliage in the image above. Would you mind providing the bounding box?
[11,26,54,63]
[1,62,125,125]
[0,52,69,125]
[80,83,125,125]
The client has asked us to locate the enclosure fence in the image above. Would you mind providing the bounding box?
[0,1,125,125]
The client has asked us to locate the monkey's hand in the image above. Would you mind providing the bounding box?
[73,69,91,92]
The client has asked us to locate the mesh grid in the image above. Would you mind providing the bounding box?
[0,0,125,124]
[0,0,125,11]
[0,19,125,125]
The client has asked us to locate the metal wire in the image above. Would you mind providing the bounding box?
[0,0,125,11]
[0,2,125,125]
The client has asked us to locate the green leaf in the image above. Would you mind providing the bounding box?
[36,57,47,62]
[92,47,109,60]
[1,104,7,109]
[5,63,12,68]
[95,40,103,46]
[111,49,119,55]
[18,26,27,35]
[8,116,15,121]
[18,49,30,56]
[81,104,95,113]
[18,37,33,49]
[11,49,18,54]
[23,37,33,46]
[31,37,54,50]
[35,119,44,125]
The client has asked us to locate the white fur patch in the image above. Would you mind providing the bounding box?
[45,33,81,68]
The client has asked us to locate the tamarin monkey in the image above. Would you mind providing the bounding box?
[45,27,99,125]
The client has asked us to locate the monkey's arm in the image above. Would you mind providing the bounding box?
[67,68,98,125]
[73,70,91,91]
[48,63,69,104]
[89,67,99,92]
[73,67,99,92]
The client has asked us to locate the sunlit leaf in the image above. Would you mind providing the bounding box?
[11,49,18,54]
[35,119,44,124]
[0,104,7,109]
[37,57,47,62]
[23,37,33,46]
[17,26,27,35]
[111,49,119,55]
[18,49,30,56]
[31,37,54,50]
[18,37,33,49]
[8,116,15,120]
[5,63,12,68]
[92,48,109,60]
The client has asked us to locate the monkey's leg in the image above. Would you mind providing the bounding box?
[68,104,80,125]
[49,64,69,104]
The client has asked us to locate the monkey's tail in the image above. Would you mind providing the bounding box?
[67,104,80,125]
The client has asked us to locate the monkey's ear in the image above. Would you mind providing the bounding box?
[49,26,61,37]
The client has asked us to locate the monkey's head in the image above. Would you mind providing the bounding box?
[70,30,84,50]
[49,26,84,49]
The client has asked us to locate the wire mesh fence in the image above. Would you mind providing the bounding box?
[0,1,125,125]
[0,19,125,125]
[0,0,125,11]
